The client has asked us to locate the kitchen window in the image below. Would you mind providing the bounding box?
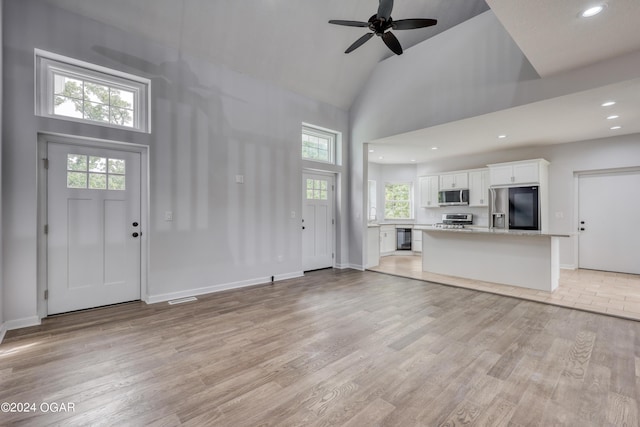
[35,49,151,133]
[302,125,336,164]
[384,182,413,220]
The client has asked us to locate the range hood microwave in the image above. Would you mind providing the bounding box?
[438,189,469,206]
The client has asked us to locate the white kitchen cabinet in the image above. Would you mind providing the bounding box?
[380,225,396,255]
[412,229,422,253]
[468,169,489,207]
[439,172,468,189]
[419,175,439,208]
[488,159,548,186]
[366,226,380,268]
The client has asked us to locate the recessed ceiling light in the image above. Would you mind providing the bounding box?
[606,115,619,120]
[378,156,383,160]
[498,135,507,139]
[601,101,616,107]
[610,126,622,130]
[581,4,605,18]
[410,159,416,162]
[431,147,438,150]
[369,149,374,152]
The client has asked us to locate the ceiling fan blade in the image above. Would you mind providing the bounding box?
[345,33,374,53]
[377,0,394,21]
[392,18,438,30]
[382,31,403,55]
[328,20,369,28]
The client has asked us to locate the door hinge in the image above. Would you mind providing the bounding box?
[44,289,48,300]
[332,253,335,259]
[332,219,335,225]
[43,158,49,169]
[332,185,335,191]
[44,224,48,234]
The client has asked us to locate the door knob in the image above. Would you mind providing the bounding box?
[580,228,585,231]
[132,232,139,237]
[302,226,305,230]
[132,222,139,227]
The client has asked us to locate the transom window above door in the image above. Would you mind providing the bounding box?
[302,126,337,164]
[35,49,151,133]
[66,154,126,190]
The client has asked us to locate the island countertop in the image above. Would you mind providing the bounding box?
[414,225,570,238]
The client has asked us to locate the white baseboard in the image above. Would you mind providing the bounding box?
[0,323,7,345]
[561,264,577,270]
[145,271,304,304]
[4,316,41,332]
[335,263,363,271]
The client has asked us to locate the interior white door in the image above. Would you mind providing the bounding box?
[578,171,640,274]
[47,142,141,314]
[302,172,335,271]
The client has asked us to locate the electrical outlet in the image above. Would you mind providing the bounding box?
[236,175,244,184]
[164,211,173,221]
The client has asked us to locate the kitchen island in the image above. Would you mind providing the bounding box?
[414,226,570,292]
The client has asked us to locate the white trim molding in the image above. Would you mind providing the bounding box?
[4,316,41,332]
[0,323,7,345]
[145,271,304,304]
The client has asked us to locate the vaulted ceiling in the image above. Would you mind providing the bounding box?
[43,0,489,110]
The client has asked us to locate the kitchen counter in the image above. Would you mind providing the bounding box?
[421,227,569,292]
[414,225,570,238]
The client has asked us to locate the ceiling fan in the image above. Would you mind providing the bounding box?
[329,0,437,55]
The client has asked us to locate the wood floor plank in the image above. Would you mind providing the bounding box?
[1,268,639,426]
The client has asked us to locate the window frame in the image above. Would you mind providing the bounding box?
[384,182,414,220]
[35,49,151,133]
[301,125,336,164]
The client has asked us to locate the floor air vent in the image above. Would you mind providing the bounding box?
[168,296,198,305]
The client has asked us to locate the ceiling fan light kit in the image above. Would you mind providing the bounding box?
[329,0,437,55]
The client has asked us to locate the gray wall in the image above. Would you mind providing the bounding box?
[0,0,4,335]
[1,1,349,326]
[350,9,640,268]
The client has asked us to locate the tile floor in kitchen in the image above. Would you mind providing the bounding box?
[370,254,640,321]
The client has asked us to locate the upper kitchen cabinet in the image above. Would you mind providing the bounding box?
[419,175,439,208]
[439,172,468,189]
[488,159,549,186]
[468,169,489,207]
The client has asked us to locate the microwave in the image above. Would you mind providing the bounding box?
[438,189,469,206]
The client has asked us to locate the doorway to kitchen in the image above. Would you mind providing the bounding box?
[577,168,640,274]
[302,171,335,272]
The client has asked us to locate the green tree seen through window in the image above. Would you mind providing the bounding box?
[385,183,412,219]
[54,75,134,127]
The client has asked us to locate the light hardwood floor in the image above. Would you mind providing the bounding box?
[1,268,639,426]
[371,254,640,321]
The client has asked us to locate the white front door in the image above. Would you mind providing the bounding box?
[47,142,142,314]
[578,170,640,274]
[302,172,335,271]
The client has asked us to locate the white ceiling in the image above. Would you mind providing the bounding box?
[369,78,640,163]
[42,0,640,163]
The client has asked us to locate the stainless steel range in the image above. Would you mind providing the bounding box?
[434,213,473,229]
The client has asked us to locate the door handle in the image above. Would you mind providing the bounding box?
[302,226,305,230]
[132,232,140,238]
[580,228,585,231]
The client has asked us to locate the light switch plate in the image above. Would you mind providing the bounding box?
[164,211,173,221]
